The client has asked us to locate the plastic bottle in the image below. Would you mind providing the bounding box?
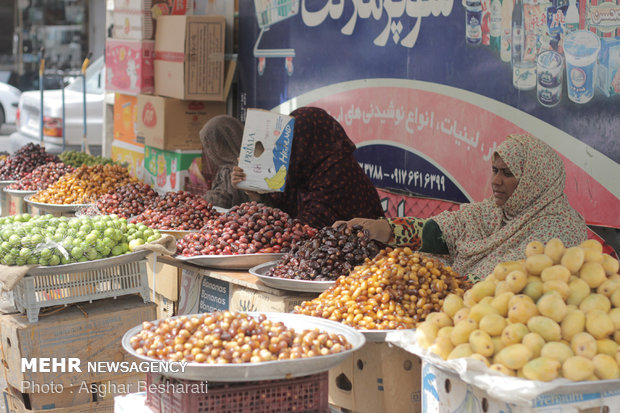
[500,0,514,61]
[511,0,536,89]
[465,0,483,45]
[490,0,503,52]
[565,0,579,34]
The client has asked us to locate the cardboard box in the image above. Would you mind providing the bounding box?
[146,257,180,301]
[154,15,232,101]
[177,267,316,314]
[5,383,92,411]
[113,94,142,146]
[143,145,202,193]
[0,296,156,390]
[113,0,194,40]
[3,387,114,413]
[421,360,617,412]
[105,39,154,95]
[112,0,155,40]
[111,140,145,180]
[151,291,176,319]
[237,109,295,193]
[136,94,226,150]
[328,342,422,413]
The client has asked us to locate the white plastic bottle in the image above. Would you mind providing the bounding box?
[565,0,579,34]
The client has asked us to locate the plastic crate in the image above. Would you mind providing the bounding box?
[13,259,150,322]
[146,371,329,413]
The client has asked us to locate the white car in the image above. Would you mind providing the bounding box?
[10,56,105,154]
[0,81,21,127]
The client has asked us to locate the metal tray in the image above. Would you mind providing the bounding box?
[249,261,335,293]
[121,312,366,381]
[360,329,409,342]
[213,206,230,213]
[3,188,38,197]
[175,253,285,270]
[27,249,151,275]
[24,195,93,213]
[0,180,17,188]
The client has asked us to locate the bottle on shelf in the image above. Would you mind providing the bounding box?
[511,0,536,89]
[490,0,503,52]
[465,0,483,46]
[565,0,579,34]
[500,0,514,61]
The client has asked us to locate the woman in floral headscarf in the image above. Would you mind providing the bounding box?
[337,134,587,281]
[232,106,385,229]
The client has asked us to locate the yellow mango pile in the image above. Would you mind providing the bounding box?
[416,238,620,382]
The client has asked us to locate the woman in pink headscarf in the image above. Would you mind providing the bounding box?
[232,107,385,229]
[337,134,587,281]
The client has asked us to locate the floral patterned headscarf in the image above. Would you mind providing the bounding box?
[433,134,587,280]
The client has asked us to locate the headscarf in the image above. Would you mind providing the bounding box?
[199,115,244,168]
[199,115,249,208]
[433,134,587,280]
[268,107,385,228]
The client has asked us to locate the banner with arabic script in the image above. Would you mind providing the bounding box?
[238,0,620,228]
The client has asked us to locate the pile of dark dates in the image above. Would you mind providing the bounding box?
[7,162,75,191]
[95,182,161,218]
[133,190,219,230]
[0,143,59,180]
[267,223,381,281]
[176,201,317,256]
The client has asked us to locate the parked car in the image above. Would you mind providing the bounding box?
[0,81,21,127]
[10,56,105,155]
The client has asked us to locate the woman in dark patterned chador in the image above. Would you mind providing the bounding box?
[232,106,385,229]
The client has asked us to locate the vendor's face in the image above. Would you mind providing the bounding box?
[491,156,518,206]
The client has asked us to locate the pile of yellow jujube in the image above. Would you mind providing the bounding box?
[416,238,620,382]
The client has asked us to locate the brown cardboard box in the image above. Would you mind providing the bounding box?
[176,266,316,314]
[146,258,180,301]
[150,291,176,319]
[137,94,226,150]
[329,342,422,413]
[5,383,93,411]
[0,296,156,390]
[154,15,234,101]
[3,387,114,413]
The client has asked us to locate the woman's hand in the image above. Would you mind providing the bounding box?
[231,166,246,188]
[333,218,392,243]
[231,166,261,202]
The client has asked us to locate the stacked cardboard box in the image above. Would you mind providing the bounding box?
[0,296,156,412]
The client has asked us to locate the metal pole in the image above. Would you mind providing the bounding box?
[39,48,45,144]
[61,72,66,152]
[81,52,91,154]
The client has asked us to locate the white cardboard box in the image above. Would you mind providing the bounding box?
[422,360,620,412]
[237,109,295,193]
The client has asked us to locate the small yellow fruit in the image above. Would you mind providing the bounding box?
[494,343,533,370]
[526,241,545,257]
[580,262,607,288]
[451,319,478,346]
[579,294,611,314]
[571,332,597,359]
[527,316,562,342]
[562,356,594,381]
[585,310,614,340]
[602,254,620,276]
[561,247,586,274]
[501,323,529,346]
[525,254,554,276]
[540,342,574,364]
[448,343,473,360]
[479,313,507,337]
[566,278,591,306]
[522,357,561,382]
[592,354,620,380]
[522,332,546,358]
[561,309,586,341]
[442,294,464,318]
[544,238,565,264]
